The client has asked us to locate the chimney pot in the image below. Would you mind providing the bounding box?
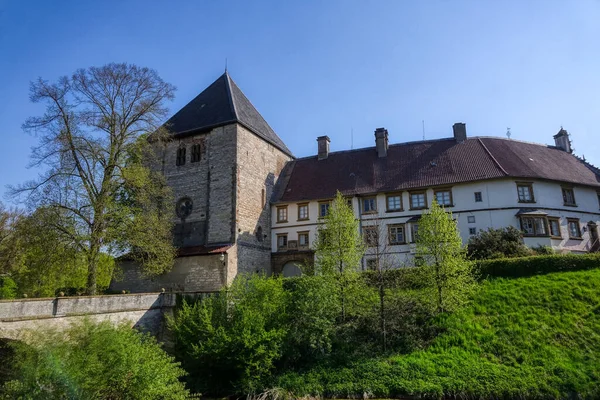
[374,127,389,158]
[317,135,330,160]
[453,123,467,143]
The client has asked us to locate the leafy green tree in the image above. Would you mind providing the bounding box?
[467,226,531,260]
[0,203,21,276]
[314,191,365,320]
[0,277,17,300]
[1,320,189,399]
[416,199,475,313]
[10,63,176,294]
[170,274,288,395]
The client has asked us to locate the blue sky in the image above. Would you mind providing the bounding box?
[1,0,600,202]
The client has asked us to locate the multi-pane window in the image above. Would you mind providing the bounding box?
[597,192,600,209]
[277,234,288,249]
[388,224,405,245]
[410,192,427,210]
[363,226,378,247]
[319,202,331,217]
[277,206,288,223]
[517,183,534,203]
[468,216,476,224]
[469,227,477,235]
[474,192,483,202]
[562,188,576,206]
[297,203,309,220]
[298,232,309,247]
[435,189,453,206]
[568,219,582,239]
[386,194,402,211]
[362,197,377,213]
[548,218,561,238]
[176,147,186,166]
[411,223,420,242]
[520,216,547,236]
[191,144,202,163]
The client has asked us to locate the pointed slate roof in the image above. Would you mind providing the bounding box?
[164,72,293,157]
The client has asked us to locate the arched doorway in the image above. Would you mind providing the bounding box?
[282,261,303,277]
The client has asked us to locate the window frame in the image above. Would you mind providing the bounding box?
[410,223,420,243]
[276,206,288,223]
[361,197,378,214]
[176,147,186,166]
[385,193,403,212]
[516,182,535,203]
[567,218,582,239]
[388,223,406,245]
[467,215,476,224]
[474,191,483,202]
[519,215,549,237]
[548,217,562,239]
[597,192,600,210]
[276,233,288,250]
[191,143,202,163]
[298,231,310,248]
[363,226,379,247]
[468,227,477,235]
[561,187,577,207]
[434,188,454,207]
[409,191,428,210]
[318,201,332,218]
[297,203,309,221]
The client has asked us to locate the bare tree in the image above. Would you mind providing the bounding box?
[10,63,177,294]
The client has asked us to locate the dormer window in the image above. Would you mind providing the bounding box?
[517,183,534,203]
[176,147,186,166]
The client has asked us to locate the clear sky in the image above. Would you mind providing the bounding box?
[1,0,600,203]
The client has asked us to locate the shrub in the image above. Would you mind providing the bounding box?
[1,320,188,399]
[0,276,17,299]
[467,226,531,260]
[476,253,600,278]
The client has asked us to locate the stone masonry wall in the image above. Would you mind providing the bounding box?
[234,125,292,275]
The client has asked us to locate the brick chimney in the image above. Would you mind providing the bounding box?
[553,127,572,153]
[374,128,389,158]
[453,123,467,143]
[317,136,330,160]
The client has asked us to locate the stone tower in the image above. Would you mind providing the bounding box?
[111,72,293,293]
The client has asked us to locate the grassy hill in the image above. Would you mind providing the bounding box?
[275,269,600,399]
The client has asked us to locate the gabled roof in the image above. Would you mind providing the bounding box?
[274,136,600,203]
[164,72,293,157]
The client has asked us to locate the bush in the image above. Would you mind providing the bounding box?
[1,320,189,399]
[467,226,531,260]
[0,276,17,299]
[477,253,600,278]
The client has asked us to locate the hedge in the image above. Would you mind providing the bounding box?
[476,253,600,279]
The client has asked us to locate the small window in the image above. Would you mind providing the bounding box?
[366,259,378,271]
[467,216,476,224]
[298,232,309,247]
[386,194,402,212]
[261,188,266,208]
[517,183,535,203]
[567,219,582,239]
[411,223,420,243]
[410,192,427,210]
[548,218,561,238]
[520,216,548,237]
[297,203,309,220]
[562,188,576,206]
[597,192,600,209]
[346,197,353,208]
[363,226,378,247]
[176,147,186,166]
[277,234,288,249]
[191,144,202,163]
[469,227,477,235]
[362,197,377,213]
[256,226,264,242]
[277,206,288,223]
[388,224,405,245]
[474,192,483,202]
[319,201,331,217]
[434,189,453,207]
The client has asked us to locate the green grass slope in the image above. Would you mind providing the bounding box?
[276,269,600,399]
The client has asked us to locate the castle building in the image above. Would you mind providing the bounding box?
[111,73,600,292]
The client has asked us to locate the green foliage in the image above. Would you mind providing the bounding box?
[169,274,288,395]
[314,191,365,320]
[274,268,600,399]
[415,199,476,313]
[1,320,189,399]
[467,226,531,260]
[531,244,555,255]
[0,277,17,299]
[477,252,600,279]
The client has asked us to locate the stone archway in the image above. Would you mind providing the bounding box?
[282,261,303,277]
[271,251,314,276]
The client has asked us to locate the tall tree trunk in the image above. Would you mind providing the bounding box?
[86,244,99,295]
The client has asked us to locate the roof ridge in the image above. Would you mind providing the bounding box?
[223,72,238,119]
[477,138,509,176]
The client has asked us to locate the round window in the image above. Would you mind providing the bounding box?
[176,197,193,219]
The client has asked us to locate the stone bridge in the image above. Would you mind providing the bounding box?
[0,293,181,342]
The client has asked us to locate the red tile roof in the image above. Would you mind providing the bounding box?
[275,137,600,203]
